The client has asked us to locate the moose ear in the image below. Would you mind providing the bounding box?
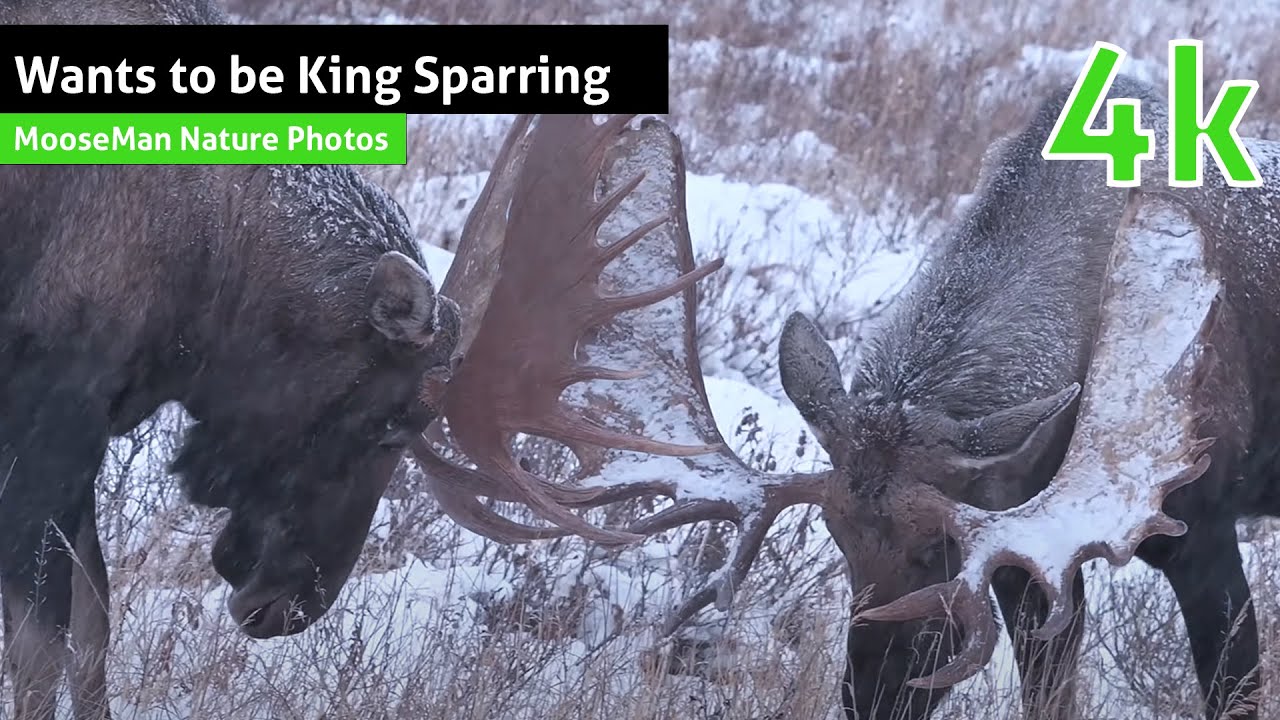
[426,295,462,368]
[932,382,1082,471]
[367,251,438,347]
[779,312,847,443]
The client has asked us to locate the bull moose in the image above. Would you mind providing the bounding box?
[0,3,464,719]
[1,4,1276,720]
[0,151,461,716]
[399,84,1280,720]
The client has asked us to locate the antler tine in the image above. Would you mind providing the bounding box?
[427,476,574,543]
[531,116,836,620]
[411,114,837,635]
[414,433,697,511]
[438,114,535,358]
[643,474,831,633]
[413,113,734,546]
[852,189,1222,690]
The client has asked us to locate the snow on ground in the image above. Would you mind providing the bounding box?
[404,163,931,395]
[83,152,1238,720]
[80,5,1280,713]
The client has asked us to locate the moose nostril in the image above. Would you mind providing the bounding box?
[228,589,292,638]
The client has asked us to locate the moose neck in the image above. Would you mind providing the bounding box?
[165,164,423,426]
[851,115,1129,424]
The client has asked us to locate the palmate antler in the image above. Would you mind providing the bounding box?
[409,113,1222,685]
[854,189,1223,688]
[410,114,832,626]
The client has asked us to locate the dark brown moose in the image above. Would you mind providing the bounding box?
[1,8,460,720]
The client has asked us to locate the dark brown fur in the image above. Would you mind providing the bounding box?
[779,75,1280,720]
[1,164,459,720]
[0,5,459,719]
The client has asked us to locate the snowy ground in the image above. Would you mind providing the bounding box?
[74,158,1275,720]
[13,0,1280,719]
[88,162,929,720]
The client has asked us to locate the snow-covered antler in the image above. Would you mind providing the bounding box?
[409,115,1219,674]
[853,189,1222,689]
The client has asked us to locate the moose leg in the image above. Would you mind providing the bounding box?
[3,574,72,720]
[69,494,111,720]
[991,566,1087,720]
[0,354,112,720]
[1138,519,1260,720]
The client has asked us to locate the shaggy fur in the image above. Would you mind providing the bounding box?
[779,74,1280,720]
[0,4,459,719]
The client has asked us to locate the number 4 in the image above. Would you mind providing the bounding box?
[1041,42,1156,188]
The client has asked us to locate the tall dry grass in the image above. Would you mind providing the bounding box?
[6,1,1280,719]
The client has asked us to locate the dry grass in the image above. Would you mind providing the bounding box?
[7,1,1280,719]
[231,0,1280,222]
[38,409,854,720]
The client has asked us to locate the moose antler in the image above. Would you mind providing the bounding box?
[852,188,1222,689]
[411,114,834,627]
[411,114,1220,688]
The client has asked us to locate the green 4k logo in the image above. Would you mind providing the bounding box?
[1042,40,1262,188]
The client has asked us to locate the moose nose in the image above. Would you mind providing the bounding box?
[228,590,300,639]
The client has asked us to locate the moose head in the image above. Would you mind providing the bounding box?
[168,169,464,640]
